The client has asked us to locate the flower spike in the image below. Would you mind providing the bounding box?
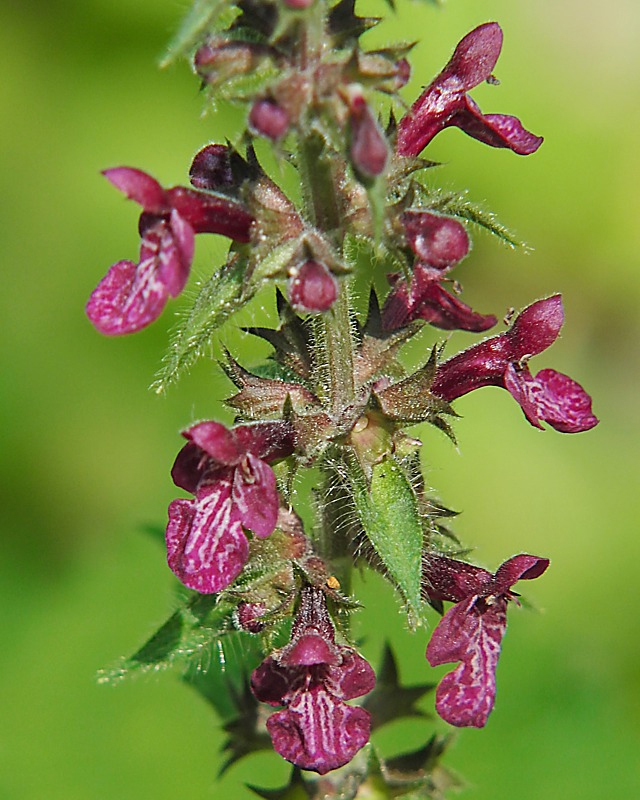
[396,22,543,157]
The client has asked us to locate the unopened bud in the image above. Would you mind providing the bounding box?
[289,260,339,313]
[249,99,290,141]
[236,601,268,633]
[347,90,388,180]
[282,0,315,8]
[194,40,261,85]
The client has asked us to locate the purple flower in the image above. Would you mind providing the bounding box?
[288,259,339,313]
[86,167,253,335]
[431,295,599,432]
[396,22,543,158]
[166,420,295,594]
[382,211,497,332]
[251,586,375,774]
[424,554,549,727]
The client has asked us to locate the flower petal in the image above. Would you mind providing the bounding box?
[165,186,253,242]
[232,453,279,538]
[493,554,550,594]
[326,649,377,701]
[157,210,194,297]
[266,688,371,774]
[507,295,563,359]
[454,98,543,155]
[504,365,598,433]
[166,477,248,594]
[86,252,169,336]
[189,144,235,191]
[423,556,493,603]
[427,597,506,728]
[184,421,243,465]
[250,656,293,707]
[102,167,166,212]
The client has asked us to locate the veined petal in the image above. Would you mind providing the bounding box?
[505,365,599,433]
[266,688,371,775]
[102,167,166,212]
[412,281,497,332]
[189,144,234,191]
[507,295,563,358]
[166,478,248,594]
[158,210,194,297]
[427,597,506,728]
[85,253,168,336]
[232,453,279,538]
[423,556,493,603]
[326,649,377,701]
[250,656,293,707]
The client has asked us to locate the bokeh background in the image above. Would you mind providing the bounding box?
[1,0,639,797]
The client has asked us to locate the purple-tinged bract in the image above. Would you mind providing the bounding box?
[424,554,549,727]
[396,22,543,157]
[251,586,375,774]
[166,420,295,593]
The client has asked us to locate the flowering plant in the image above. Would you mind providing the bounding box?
[93,2,597,796]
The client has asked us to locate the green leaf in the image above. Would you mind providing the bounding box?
[348,454,424,626]
[160,0,239,68]
[97,594,236,684]
[151,255,251,394]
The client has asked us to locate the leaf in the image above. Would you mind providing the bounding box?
[426,190,527,249]
[160,0,239,68]
[151,254,251,394]
[348,454,424,625]
[97,594,236,684]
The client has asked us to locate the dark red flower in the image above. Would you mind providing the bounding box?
[431,295,599,432]
[251,586,375,774]
[424,554,549,727]
[347,90,389,180]
[396,22,543,157]
[86,168,253,335]
[166,420,295,594]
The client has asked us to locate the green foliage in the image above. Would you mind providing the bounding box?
[151,255,252,394]
[160,0,239,67]
[97,593,236,684]
[347,454,424,626]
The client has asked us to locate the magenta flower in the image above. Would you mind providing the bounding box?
[431,295,599,432]
[396,22,543,158]
[383,211,497,332]
[86,167,253,335]
[166,420,295,594]
[251,586,375,774]
[424,554,549,727]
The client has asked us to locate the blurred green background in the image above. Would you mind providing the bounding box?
[1,0,639,797]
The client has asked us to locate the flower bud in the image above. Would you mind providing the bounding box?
[249,99,290,141]
[346,89,388,179]
[289,260,339,313]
